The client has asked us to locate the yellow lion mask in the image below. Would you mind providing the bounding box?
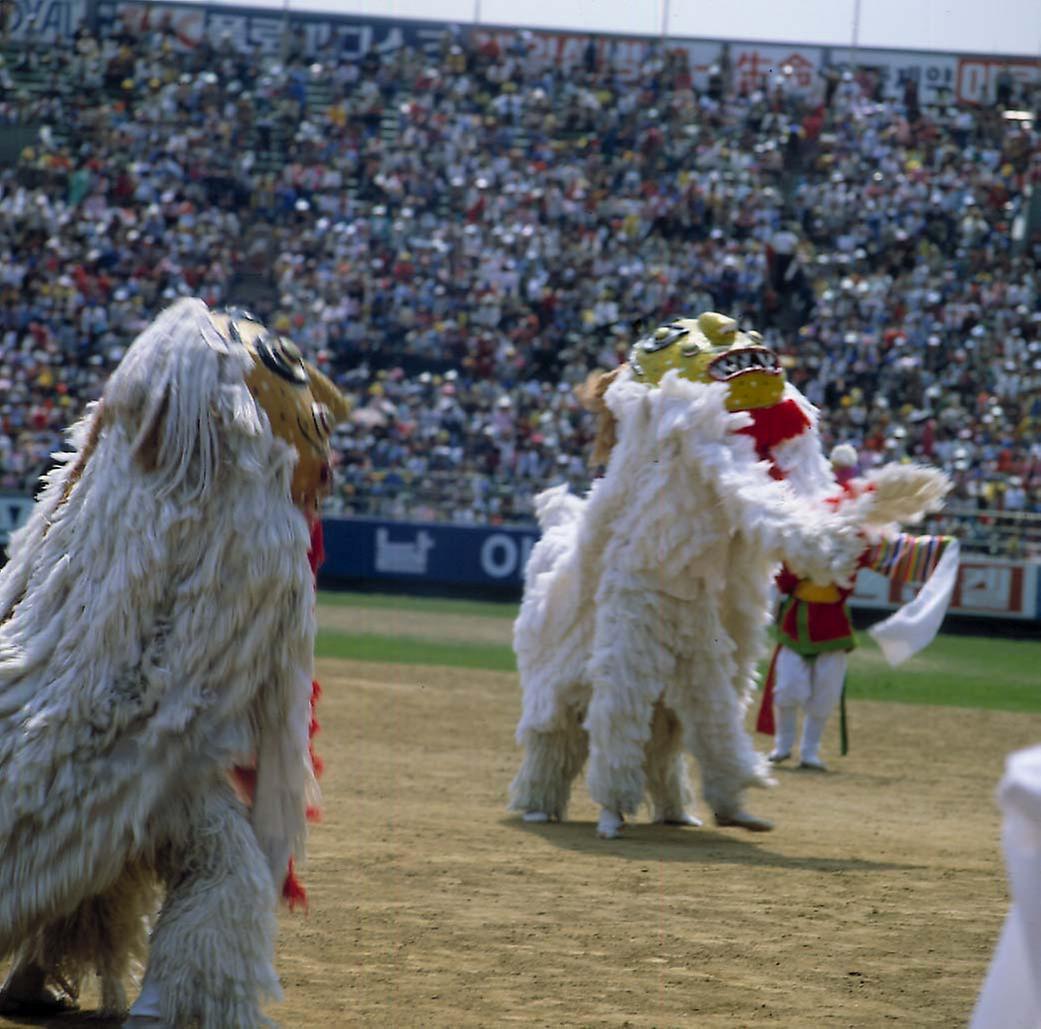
[629,311,785,412]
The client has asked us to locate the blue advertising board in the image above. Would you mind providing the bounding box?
[0,494,34,549]
[321,516,539,590]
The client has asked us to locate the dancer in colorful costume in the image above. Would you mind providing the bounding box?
[0,299,347,1027]
[757,444,959,770]
[509,312,947,839]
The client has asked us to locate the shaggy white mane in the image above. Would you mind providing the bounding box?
[771,383,836,498]
[511,369,867,831]
[0,299,318,1021]
[854,462,952,536]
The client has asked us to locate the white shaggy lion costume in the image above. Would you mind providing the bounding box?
[509,312,946,839]
[0,298,347,1027]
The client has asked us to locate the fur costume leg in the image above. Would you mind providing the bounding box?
[1,862,156,1017]
[584,589,674,824]
[645,701,699,826]
[0,948,73,1015]
[127,973,161,1020]
[509,704,588,821]
[144,783,280,1029]
[670,646,774,831]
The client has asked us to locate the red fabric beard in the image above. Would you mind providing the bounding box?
[734,398,811,479]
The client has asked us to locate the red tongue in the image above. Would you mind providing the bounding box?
[735,399,811,479]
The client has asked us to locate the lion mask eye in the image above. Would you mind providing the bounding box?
[254,332,308,386]
[312,402,332,440]
[639,324,690,354]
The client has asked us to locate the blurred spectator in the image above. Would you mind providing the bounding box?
[0,20,1037,555]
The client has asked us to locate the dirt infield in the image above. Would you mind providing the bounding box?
[2,656,1036,1028]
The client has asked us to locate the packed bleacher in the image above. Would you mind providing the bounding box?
[1,17,1040,555]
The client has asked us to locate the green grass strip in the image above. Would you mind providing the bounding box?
[318,590,517,620]
[845,633,1041,712]
[315,623,1041,713]
[316,629,517,671]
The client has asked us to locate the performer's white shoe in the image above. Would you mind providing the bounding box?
[798,758,828,772]
[655,812,703,827]
[714,810,774,832]
[768,749,791,763]
[125,974,162,1026]
[596,808,625,838]
[522,810,550,823]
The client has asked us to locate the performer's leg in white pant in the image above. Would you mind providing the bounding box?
[772,647,812,762]
[799,651,847,769]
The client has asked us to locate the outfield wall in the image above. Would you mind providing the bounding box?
[320,516,1041,622]
[2,496,1037,620]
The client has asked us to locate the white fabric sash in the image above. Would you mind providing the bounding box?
[868,539,960,667]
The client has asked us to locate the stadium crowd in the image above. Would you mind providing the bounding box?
[0,16,1040,551]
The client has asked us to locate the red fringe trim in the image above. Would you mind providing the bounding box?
[755,645,782,736]
[282,521,326,911]
[283,858,308,911]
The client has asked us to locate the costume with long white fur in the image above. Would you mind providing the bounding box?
[510,360,868,837]
[0,299,322,1026]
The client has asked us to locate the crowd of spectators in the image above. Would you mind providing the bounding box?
[0,15,1040,553]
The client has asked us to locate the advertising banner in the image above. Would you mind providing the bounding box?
[5,0,88,41]
[321,516,539,589]
[98,1,449,56]
[98,1,1041,105]
[0,499,1035,618]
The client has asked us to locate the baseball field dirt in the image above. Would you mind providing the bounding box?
[1,648,1036,1028]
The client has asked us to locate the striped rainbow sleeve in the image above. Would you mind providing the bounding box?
[863,534,954,584]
